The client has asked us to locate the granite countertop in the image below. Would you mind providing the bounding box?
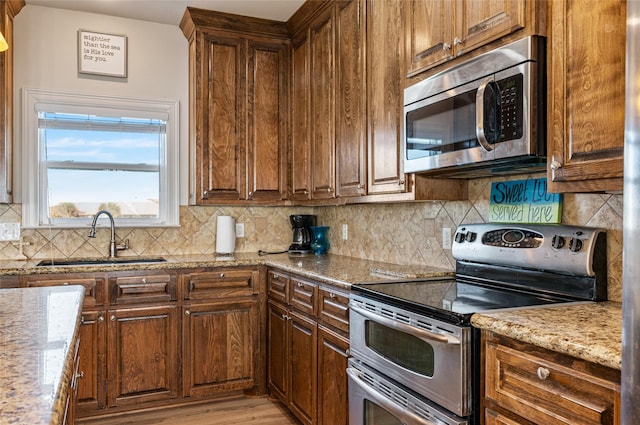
[0,253,454,290]
[0,285,85,424]
[471,301,622,370]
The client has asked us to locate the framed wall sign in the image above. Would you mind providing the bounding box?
[489,178,562,224]
[78,30,128,77]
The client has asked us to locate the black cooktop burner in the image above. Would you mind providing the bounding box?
[352,279,576,324]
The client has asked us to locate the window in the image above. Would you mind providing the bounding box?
[23,89,179,228]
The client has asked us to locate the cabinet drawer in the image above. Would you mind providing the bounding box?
[24,276,105,307]
[485,340,620,425]
[184,269,257,299]
[109,273,176,304]
[318,286,349,333]
[268,270,289,304]
[290,276,317,315]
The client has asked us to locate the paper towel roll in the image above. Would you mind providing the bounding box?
[216,216,236,254]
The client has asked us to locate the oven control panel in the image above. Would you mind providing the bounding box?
[452,223,606,277]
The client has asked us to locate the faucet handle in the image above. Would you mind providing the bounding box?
[116,239,129,252]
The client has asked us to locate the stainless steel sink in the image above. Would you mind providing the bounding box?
[36,256,167,267]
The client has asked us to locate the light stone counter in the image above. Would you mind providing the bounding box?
[471,301,622,370]
[0,285,84,424]
[0,253,454,289]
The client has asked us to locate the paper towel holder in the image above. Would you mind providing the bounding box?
[215,215,236,256]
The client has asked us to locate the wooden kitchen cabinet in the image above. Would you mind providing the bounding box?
[547,0,625,193]
[180,8,289,205]
[405,0,530,77]
[181,268,261,397]
[483,331,621,424]
[366,0,408,195]
[107,305,179,408]
[267,268,350,425]
[0,0,24,204]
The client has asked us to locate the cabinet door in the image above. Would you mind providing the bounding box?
[247,40,288,202]
[317,326,349,425]
[456,0,526,56]
[182,299,258,397]
[310,9,337,200]
[267,300,288,402]
[335,0,366,198]
[366,0,407,195]
[291,35,312,201]
[289,310,318,425]
[196,34,245,202]
[547,0,625,193]
[405,0,455,76]
[107,306,179,407]
[76,310,106,415]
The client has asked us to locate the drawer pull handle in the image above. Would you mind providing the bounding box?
[537,367,550,380]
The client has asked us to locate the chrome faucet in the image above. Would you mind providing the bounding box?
[88,210,129,258]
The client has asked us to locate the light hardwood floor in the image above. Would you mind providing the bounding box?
[76,396,301,425]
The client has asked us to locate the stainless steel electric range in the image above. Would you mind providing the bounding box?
[348,223,607,425]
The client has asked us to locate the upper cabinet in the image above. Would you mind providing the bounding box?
[547,0,625,193]
[180,8,290,205]
[406,0,542,78]
[0,0,24,204]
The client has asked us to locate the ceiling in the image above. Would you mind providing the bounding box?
[24,0,306,25]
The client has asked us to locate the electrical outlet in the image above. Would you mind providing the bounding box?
[342,224,348,240]
[235,223,245,238]
[0,223,20,241]
[442,227,452,250]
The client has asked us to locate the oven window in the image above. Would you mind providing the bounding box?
[364,400,402,425]
[365,321,435,377]
[405,89,478,160]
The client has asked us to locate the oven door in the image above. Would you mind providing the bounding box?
[348,359,468,425]
[349,294,471,417]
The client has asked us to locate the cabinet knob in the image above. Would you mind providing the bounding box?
[297,282,304,287]
[550,160,562,170]
[203,190,208,197]
[110,315,116,321]
[185,309,191,316]
[80,315,85,325]
[98,314,104,323]
[537,367,550,380]
[453,37,463,46]
[443,42,452,51]
[142,278,147,284]
[248,191,254,199]
[357,184,364,190]
[398,179,405,185]
[78,371,85,379]
[327,187,333,193]
[329,292,336,299]
[219,273,225,278]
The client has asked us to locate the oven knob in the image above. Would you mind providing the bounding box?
[551,235,565,249]
[569,238,583,252]
[454,232,466,243]
[465,232,477,242]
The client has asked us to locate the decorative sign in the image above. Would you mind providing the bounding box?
[489,178,562,224]
[78,30,128,77]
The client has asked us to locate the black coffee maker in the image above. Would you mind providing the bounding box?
[288,214,316,255]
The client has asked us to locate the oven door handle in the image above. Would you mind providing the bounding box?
[347,367,438,425]
[349,302,461,345]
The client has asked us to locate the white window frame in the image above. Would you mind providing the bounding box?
[22,88,180,228]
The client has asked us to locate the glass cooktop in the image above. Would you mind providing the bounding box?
[353,279,574,324]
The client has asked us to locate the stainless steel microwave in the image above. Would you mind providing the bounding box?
[403,36,546,177]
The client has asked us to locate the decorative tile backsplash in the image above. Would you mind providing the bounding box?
[0,176,623,301]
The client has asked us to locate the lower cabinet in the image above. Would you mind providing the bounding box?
[483,330,621,425]
[182,299,259,397]
[21,266,263,419]
[266,269,350,425]
[106,305,179,407]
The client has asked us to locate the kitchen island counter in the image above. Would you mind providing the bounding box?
[471,301,622,370]
[0,285,84,424]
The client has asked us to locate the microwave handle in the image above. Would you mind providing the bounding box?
[476,78,501,152]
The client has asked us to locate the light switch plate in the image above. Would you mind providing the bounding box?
[442,227,452,250]
[235,223,245,238]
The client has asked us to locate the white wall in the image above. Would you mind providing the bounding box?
[12,5,190,204]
